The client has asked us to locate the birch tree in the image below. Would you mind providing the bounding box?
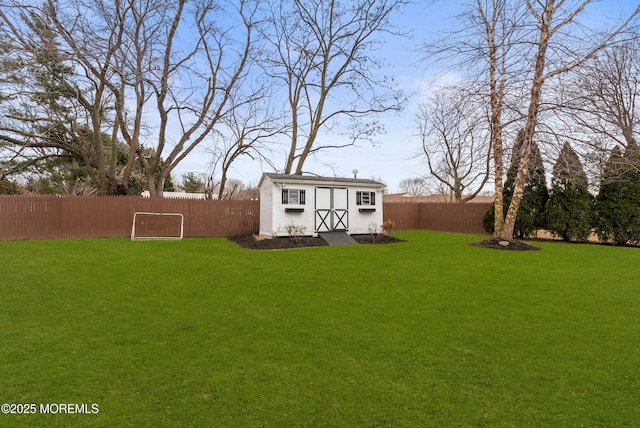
[430,0,639,240]
[502,1,639,241]
[427,1,527,233]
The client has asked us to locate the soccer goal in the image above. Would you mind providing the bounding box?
[131,212,184,240]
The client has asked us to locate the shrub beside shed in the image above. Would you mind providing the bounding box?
[258,173,385,237]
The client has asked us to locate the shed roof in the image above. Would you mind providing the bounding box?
[259,173,385,188]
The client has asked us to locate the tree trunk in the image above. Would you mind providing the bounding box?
[284,133,297,174]
[294,130,319,175]
[284,105,300,174]
[217,167,229,200]
[500,3,551,240]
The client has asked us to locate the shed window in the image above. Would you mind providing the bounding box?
[282,189,305,205]
[356,191,376,205]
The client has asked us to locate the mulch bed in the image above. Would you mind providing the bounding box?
[470,237,541,251]
[231,233,636,251]
[229,234,405,250]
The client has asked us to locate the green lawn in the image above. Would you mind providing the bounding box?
[1,230,639,427]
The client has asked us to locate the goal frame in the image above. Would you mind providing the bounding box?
[131,212,184,241]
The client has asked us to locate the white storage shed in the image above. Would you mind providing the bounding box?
[258,173,385,237]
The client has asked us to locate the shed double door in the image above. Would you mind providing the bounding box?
[315,187,348,233]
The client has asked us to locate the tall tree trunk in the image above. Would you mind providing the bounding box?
[294,130,319,175]
[500,3,551,240]
[493,126,505,236]
[284,130,297,174]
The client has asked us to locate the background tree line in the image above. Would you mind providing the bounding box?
[480,133,640,246]
[0,0,407,196]
[417,0,639,241]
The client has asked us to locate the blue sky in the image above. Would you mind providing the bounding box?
[175,0,639,193]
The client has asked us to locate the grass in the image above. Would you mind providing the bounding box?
[1,230,639,427]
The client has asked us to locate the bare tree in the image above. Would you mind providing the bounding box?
[205,80,283,200]
[554,36,640,181]
[0,0,259,195]
[204,177,258,200]
[417,85,491,202]
[426,1,528,232]
[261,0,408,175]
[566,39,639,148]
[398,177,429,197]
[502,1,639,241]
[429,0,639,240]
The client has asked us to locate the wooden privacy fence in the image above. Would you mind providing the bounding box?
[383,202,492,235]
[0,196,259,241]
[0,196,491,241]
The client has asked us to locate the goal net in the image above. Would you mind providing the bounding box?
[131,212,184,240]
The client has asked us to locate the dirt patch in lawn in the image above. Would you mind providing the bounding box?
[229,234,405,250]
[470,237,541,251]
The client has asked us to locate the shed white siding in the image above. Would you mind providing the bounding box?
[258,173,385,237]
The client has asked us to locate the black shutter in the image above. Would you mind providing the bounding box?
[282,189,288,204]
[356,191,362,205]
[300,189,306,205]
[371,192,376,205]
